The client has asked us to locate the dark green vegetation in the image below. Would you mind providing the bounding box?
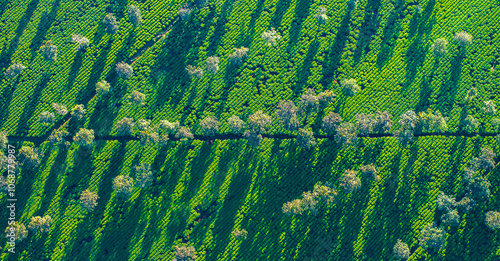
[1,0,500,260]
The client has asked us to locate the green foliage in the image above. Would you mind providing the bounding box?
[471,147,496,171]
[312,181,338,205]
[418,223,445,252]
[137,119,151,131]
[373,111,393,133]
[339,170,361,194]
[79,189,99,212]
[360,164,380,181]
[393,239,410,260]
[341,79,359,96]
[441,209,460,227]
[113,175,134,199]
[128,90,146,106]
[138,130,160,146]
[465,87,478,102]
[318,90,335,108]
[296,128,316,149]
[432,38,448,59]
[116,62,134,79]
[4,63,26,78]
[275,100,300,131]
[18,146,43,169]
[40,40,57,61]
[485,211,500,230]
[5,222,28,242]
[103,13,119,34]
[48,128,69,147]
[322,112,342,134]
[199,116,219,136]
[96,80,111,95]
[0,132,7,150]
[227,115,246,134]
[74,128,95,147]
[356,113,373,136]
[282,199,304,216]
[175,126,194,142]
[159,120,180,134]
[314,7,328,24]
[436,191,456,211]
[71,34,90,51]
[461,115,479,132]
[482,100,497,116]
[178,3,193,20]
[468,176,491,200]
[52,103,68,116]
[456,196,474,213]
[127,5,142,26]
[28,215,53,234]
[299,89,319,117]
[247,110,271,133]
[415,109,448,133]
[243,130,263,147]
[71,104,86,120]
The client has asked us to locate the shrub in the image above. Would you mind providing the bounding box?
[482,100,497,116]
[71,104,86,120]
[243,130,263,147]
[300,191,319,215]
[296,128,316,149]
[175,126,194,142]
[418,223,445,252]
[136,119,151,131]
[339,170,361,194]
[39,111,56,125]
[373,111,393,133]
[262,27,281,46]
[116,62,133,79]
[492,118,500,132]
[441,209,460,227]
[415,109,448,133]
[173,245,197,261]
[18,146,43,169]
[128,90,146,106]
[40,40,57,61]
[341,79,359,96]
[229,47,249,65]
[356,113,374,136]
[227,115,246,134]
[52,103,68,115]
[48,128,69,147]
[314,6,328,24]
[28,215,52,234]
[393,239,410,260]
[206,56,219,74]
[471,147,496,171]
[113,175,134,198]
[127,5,142,26]
[465,87,478,102]
[485,211,500,230]
[456,196,474,213]
[276,100,300,131]
[335,122,357,147]
[79,189,99,212]
[134,163,154,188]
[454,31,472,47]
[432,38,448,59]
[96,80,111,95]
[436,191,456,211]
[103,13,119,34]
[4,63,26,78]
[186,65,204,79]
[74,128,95,147]
[71,34,90,51]
[322,112,342,134]
[5,222,28,242]
[360,164,380,181]
[199,116,219,136]
[231,229,248,240]
[194,0,208,8]
[247,110,271,133]
[313,181,338,205]
[115,117,134,136]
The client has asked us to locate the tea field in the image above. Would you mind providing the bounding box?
[1,0,500,259]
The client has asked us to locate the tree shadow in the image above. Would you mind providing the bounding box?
[290,39,320,98]
[320,8,352,89]
[352,0,382,64]
[205,0,235,56]
[87,94,120,136]
[214,62,240,116]
[285,0,312,52]
[402,35,429,92]
[29,0,61,62]
[414,63,436,112]
[436,51,465,116]
[241,0,265,47]
[107,0,127,19]
[269,0,293,29]
[15,74,50,135]
[0,0,39,69]
[37,148,69,215]
[63,50,85,91]
[0,78,19,126]
[376,0,405,68]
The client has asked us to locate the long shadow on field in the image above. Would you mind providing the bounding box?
[206,0,235,56]
[29,0,61,62]
[436,50,465,115]
[376,0,405,68]
[286,0,312,52]
[402,35,429,92]
[63,50,85,91]
[107,0,127,19]
[290,39,320,98]
[269,0,292,29]
[441,137,467,194]
[214,60,241,115]
[37,148,69,215]
[15,74,50,135]
[241,0,265,47]
[0,78,19,125]
[87,94,120,136]
[0,0,39,69]
[352,0,382,64]
[320,8,352,89]
[206,146,257,261]
[414,63,436,112]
